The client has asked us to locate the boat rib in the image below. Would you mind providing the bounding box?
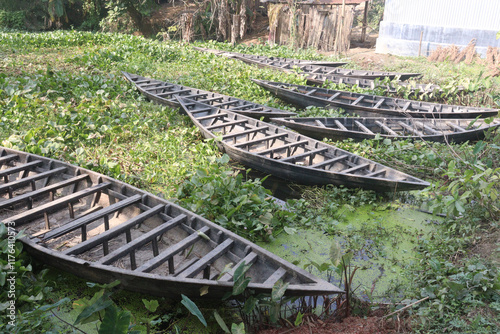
[253,79,498,119]
[270,117,500,143]
[175,97,430,192]
[122,72,295,120]
[0,147,342,298]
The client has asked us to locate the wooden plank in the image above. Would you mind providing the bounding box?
[233,133,287,148]
[310,154,348,168]
[446,122,466,132]
[373,98,385,109]
[156,89,191,97]
[354,120,374,134]
[134,226,210,273]
[198,96,224,103]
[176,239,234,278]
[218,252,258,281]
[314,120,326,128]
[206,119,247,130]
[195,112,228,121]
[413,121,440,135]
[222,126,269,139]
[398,121,425,136]
[64,204,165,255]
[327,92,341,101]
[0,167,66,194]
[257,140,309,156]
[0,160,43,178]
[187,107,212,114]
[334,120,348,131]
[0,154,18,165]
[305,89,318,96]
[365,169,387,178]
[401,101,412,111]
[0,174,89,210]
[374,120,398,136]
[4,182,111,225]
[340,163,370,174]
[263,267,287,287]
[280,147,328,163]
[97,214,187,265]
[143,84,175,91]
[42,194,142,241]
[351,96,364,106]
[212,100,240,108]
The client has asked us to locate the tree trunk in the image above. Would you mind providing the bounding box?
[126,4,153,37]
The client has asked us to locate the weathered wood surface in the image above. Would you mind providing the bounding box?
[253,80,498,118]
[176,97,430,192]
[0,146,342,299]
[271,117,500,143]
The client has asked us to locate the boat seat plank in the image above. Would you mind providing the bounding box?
[188,107,213,115]
[176,239,234,279]
[256,140,309,155]
[132,79,151,85]
[42,194,142,241]
[263,267,287,287]
[401,101,411,111]
[181,93,209,100]
[280,147,328,163]
[156,89,191,97]
[233,133,287,148]
[374,121,398,136]
[5,182,111,225]
[373,98,385,109]
[0,174,90,210]
[0,154,18,165]
[351,96,364,106]
[218,252,258,282]
[305,89,317,96]
[0,167,66,194]
[195,112,228,121]
[365,169,387,178]
[446,122,466,132]
[314,120,326,128]
[206,119,247,130]
[334,120,348,131]
[134,225,210,273]
[0,160,43,178]
[327,92,341,101]
[310,154,349,168]
[414,121,441,135]
[398,121,425,137]
[97,214,188,265]
[63,204,165,255]
[143,84,175,91]
[198,96,224,103]
[172,258,199,277]
[339,163,370,174]
[222,126,269,140]
[354,120,374,134]
[212,100,240,108]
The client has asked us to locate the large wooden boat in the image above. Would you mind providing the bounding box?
[122,72,296,120]
[192,46,347,67]
[253,80,499,119]
[193,47,420,80]
[271,117,500,143]
[176,97,430,192]
[0,147,342,298]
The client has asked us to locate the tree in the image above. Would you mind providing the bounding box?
[104,0,157,37]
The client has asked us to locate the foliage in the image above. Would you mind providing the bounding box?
[0,11,25,29]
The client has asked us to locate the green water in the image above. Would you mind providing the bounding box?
[258,205,443,301]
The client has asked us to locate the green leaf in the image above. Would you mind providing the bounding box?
[294,311,304,326]
[98,304,131,334]
[213,310,230,333]
[37,297,70,312]
[233,277,251,296]
[142,299,159,312]
[242,296,258,314]
[74,293,114,325]
[329,240,342,266]
[231,322,246,334]
[233,261,251,282]
[271,280,289,302]
[181,294,207,327]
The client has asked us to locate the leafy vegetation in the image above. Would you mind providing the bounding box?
[0,29,499,333]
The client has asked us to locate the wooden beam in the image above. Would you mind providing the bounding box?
[354,120,374,134]
[176,239,234,278]
[218,252,258,281]
[263,267,287,287]
[64,204,165,255]
[0,154,18,165]
[206,119,247,130]
[42,194,142,241]
[311,154,349,168]
[233,133,287,148]
[0,160,43,179]
[257,140,309,155]
[0,167,66,194]
[97,214,187,265]
[340,163,370,174]
[446,122,466,132]
[398,121,425,136]
[334,120,348,131]
[195,112,228,121]
[374,120,398,136]
[222,126,269,140]
[280,147,328,163]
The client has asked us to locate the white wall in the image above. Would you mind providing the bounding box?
[376,0,500,57]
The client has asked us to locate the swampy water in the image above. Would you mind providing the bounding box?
[258,204,443,301]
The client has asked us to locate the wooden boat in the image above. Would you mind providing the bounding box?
[193,47,420,80]
[192,46,347,67]
[271,117,500,143]
[122,72,296,120]
[0,147,342,298]
[253,80,499,119]
[175,97,430,192]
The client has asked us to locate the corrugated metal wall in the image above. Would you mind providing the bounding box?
[376,0,500,57]
[383,0,500,29]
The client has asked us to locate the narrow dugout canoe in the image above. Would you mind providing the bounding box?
[253,79,499,119]
[122,72,296,120]
[193,47,420,80]
[0,147,342,298]
[176,97,430,192]
[192,46,347,67]
[271,117,500,143]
